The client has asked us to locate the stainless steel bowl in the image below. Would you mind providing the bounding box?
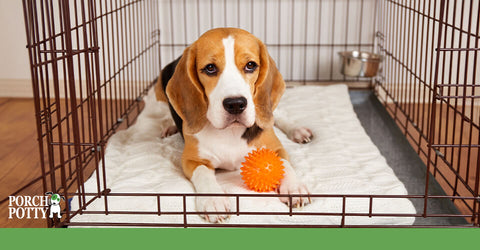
[338,51,383,77]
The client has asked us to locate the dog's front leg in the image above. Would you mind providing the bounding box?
[260,130,311,207]
[278,159,311,207]
[190,165,231,223]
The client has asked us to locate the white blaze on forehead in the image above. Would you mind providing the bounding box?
[222,36,237,73]
[205,35,255,129]
[219,36,247,97]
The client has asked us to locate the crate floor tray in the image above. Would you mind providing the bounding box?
[70,84,416,227]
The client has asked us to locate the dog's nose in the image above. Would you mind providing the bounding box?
[223,97,247,115]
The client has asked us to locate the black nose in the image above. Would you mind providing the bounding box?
[223,97,247,115]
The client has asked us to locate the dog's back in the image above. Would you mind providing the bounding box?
[157,57,184,137]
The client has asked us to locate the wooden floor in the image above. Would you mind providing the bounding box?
[0,98,46,227]
[0,96,141,228]
[384,102,478,217]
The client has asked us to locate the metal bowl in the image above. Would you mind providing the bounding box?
[338,51,383,77]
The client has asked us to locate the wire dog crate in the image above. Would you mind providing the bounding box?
[18,0,480,228]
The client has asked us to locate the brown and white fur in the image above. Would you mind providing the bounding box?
[155,28,313,223]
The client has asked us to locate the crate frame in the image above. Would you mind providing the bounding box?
[15,0,480,228]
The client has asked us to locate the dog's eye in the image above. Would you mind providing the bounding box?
[202,64,217,76]
[244,61,258,73]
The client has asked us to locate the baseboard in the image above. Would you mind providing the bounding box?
[2,79,371,99]
[0,79,33,98]
[286,81,372,89]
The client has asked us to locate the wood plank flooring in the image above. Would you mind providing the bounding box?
[0,98,46,227]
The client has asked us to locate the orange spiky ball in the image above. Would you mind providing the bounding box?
[240,148,285,192]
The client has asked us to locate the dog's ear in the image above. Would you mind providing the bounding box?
[253,40,286,129]
[166,45,208,134]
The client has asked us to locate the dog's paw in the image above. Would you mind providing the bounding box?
[161,125,178,138]
[289,127,313,144]
[195,196,231,223]
[278,178,311,208]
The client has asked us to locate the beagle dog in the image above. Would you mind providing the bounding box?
[155,28,313,223]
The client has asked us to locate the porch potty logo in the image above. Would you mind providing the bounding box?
[8,192,65,219]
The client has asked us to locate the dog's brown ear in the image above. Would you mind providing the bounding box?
[166,45,208,134]
[254,40,286,129]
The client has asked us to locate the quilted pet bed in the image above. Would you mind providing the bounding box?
[70,84,415,226]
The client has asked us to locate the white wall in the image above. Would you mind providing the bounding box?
[0,0,32,97]
[2,0,477,100]
[0,0,378,98]
[158,0,378,81]
[376,0,480,105]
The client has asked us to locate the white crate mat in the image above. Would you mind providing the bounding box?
[70,84,416,226]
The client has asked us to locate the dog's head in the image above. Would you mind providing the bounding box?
[166,28,285,135]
